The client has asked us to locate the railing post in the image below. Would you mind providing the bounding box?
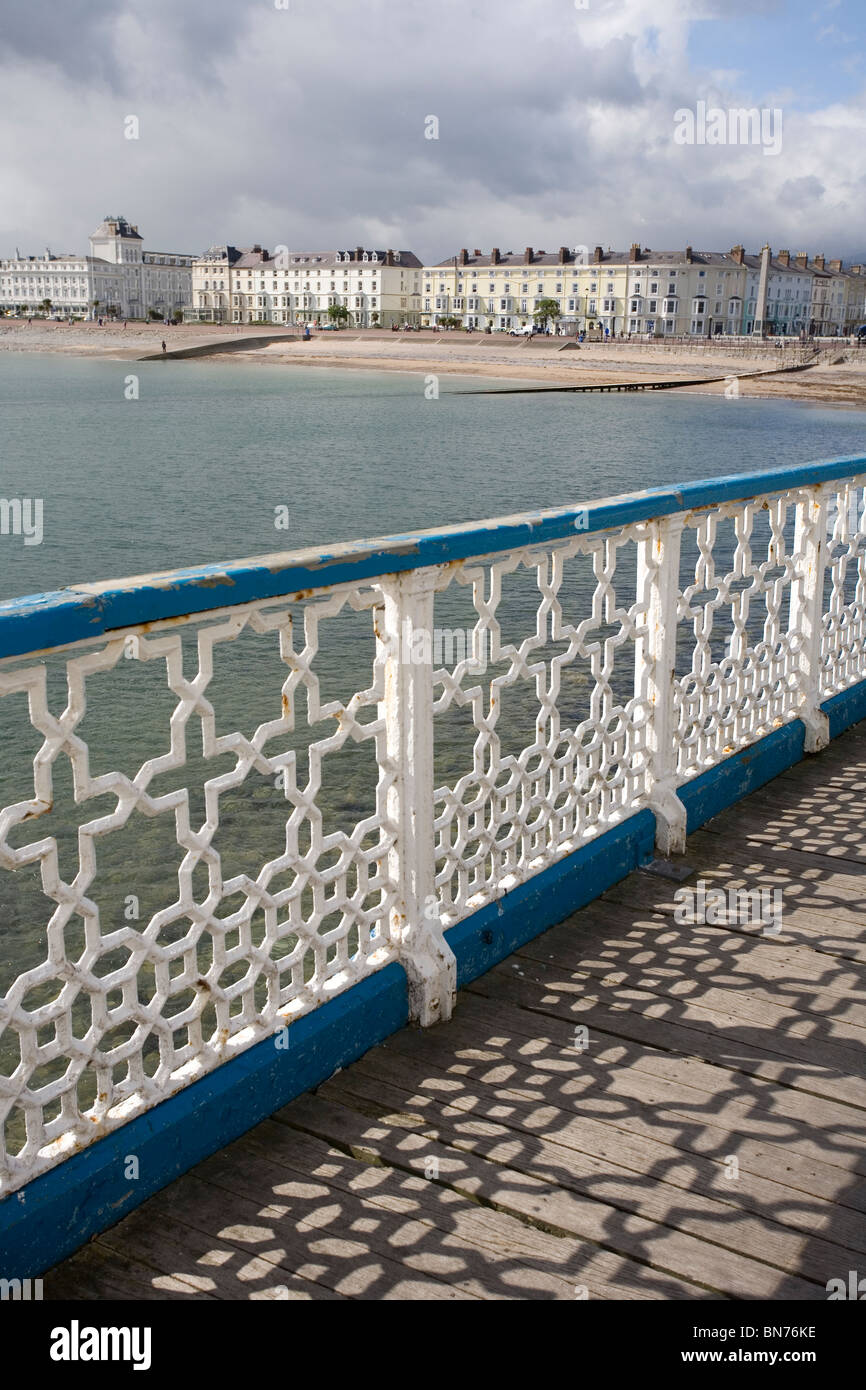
[635,515,687,855]
[378,566,456,1026]
[790,489,830,753]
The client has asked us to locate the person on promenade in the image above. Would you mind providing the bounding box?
[161,340,167,354]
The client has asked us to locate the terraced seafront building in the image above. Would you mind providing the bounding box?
[186,244,423,327]
[420,243,866,337]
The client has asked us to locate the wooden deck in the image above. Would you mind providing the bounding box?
[47,726,866,1301]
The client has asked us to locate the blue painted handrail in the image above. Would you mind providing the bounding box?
[1,453,865,661]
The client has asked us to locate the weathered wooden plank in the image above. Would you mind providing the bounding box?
[605,862,866,962]
[141,1171,475,1301]
[209,1124,694,1300]
[46,1241,214,1301]
[515,907,866,1040]
[682,830,866,905]
[548,892,866,1004]
[699,796,866,863]
[92,1202,344,1301]
[279,1093,820,1299]
[321,1056,866,1259]
[353,1011,866,1217]
[340,1038,866,1215]
[377,997,866,1177]
[545,900,866,1012]
[468,961,866,1113]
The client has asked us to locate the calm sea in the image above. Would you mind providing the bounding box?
[2,352,866,599]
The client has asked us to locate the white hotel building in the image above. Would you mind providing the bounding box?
[187,244,423,327]
[0,217,194,319]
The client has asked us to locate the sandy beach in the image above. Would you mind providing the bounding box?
[3,318,866,407]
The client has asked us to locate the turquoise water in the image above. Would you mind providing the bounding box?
[1,354,865,1147]
[2,352,866,600]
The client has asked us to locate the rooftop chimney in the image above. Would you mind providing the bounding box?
[730,244,745,265]
[473,249,482,257]
[777,250,790,267]
[356,246,363,261]
[524,246,533,264]
[385,249,394,265]
[814,254,825,271]
[795,252,808,269]
[593,245,603,263]
[685,245,693,263]
[829,258,842,273]
[491,247,500,264]
[458,248,468,265]
[558,246,568,263]
[629,242,640,263]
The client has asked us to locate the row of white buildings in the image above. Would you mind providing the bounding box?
[186,240,866,337]
[2,219,865,337]
[0,218,195,320]
[185,244,423,330]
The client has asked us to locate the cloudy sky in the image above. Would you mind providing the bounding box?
[1,0,864,263]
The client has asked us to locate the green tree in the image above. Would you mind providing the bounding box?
[40,298,52,317]
[327,304,350,328]
[533,297,561,331]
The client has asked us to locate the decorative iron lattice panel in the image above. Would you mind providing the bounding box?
[821,475,866,697]
[431,526,653,926]
[672,492,805,778]
[0,584,396,1194]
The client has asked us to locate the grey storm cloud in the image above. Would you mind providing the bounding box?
[0,0,247,83]
[0,0,863,263]
[779,175,826,204]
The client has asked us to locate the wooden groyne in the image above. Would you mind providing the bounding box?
[455,356,820,395]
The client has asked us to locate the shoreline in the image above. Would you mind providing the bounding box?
[3,320,866,407]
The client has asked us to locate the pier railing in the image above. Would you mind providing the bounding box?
[2,454,866,1204]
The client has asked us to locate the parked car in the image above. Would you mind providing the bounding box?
[508,324,535,336]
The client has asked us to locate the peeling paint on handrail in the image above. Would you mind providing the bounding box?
[1,454,865,661]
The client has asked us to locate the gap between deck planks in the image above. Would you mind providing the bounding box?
[45,723,866,1300]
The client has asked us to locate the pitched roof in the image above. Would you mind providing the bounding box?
[90,217,142,240]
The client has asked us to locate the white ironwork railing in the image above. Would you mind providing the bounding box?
[1,456,865,1197]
